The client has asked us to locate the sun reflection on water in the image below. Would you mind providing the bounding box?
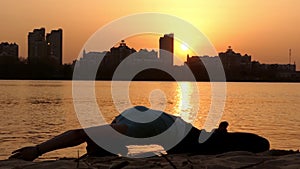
[175,82,199,124]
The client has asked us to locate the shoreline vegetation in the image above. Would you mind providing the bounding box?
[1,60,300,82]
[1,65,300,82]
[1,150,299,169]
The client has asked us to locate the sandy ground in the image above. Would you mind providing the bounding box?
[0,150,299,169]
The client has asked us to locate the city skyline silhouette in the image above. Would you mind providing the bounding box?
[0,27,299,81]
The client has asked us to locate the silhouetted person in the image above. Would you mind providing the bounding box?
[9,106,270,161]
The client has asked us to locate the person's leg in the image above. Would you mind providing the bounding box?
[167,126,202,154]
[10,124,130,161]
[10,128,89,161]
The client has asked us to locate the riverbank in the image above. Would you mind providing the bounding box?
[0,150,299,169]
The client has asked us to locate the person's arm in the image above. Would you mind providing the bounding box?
[9,124,128,161]
[9,129,87,161]
[39,129,88,153]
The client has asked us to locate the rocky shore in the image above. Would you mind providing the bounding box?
[0,150,299,169]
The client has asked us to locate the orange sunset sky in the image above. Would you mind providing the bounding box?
[0,0,299,67]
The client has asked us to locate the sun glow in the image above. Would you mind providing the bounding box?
[181,43,188,51]
[126,35,198,66]
[173,40,197,65]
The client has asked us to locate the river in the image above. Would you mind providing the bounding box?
[0,80,299,160]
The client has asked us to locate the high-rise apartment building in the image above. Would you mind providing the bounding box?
[46,29,63,65]
[159,33,174,67]
[28,28,47,64]
[28,28,62,65]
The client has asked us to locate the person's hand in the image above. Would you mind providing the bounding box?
[9,146,40,161]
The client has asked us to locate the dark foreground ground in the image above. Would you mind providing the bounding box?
[0,150,299,169]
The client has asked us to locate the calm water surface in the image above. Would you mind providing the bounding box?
[0,80,299,160]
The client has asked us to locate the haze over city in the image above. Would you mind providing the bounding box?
[0,0,299,68]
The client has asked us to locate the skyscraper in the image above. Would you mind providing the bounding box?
[28,28,63,65]
[28,28,47,64]
[159,33,174,67]
[46,29,63,65]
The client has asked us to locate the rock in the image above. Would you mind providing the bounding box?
[109,160,129,169]
[0,150,299,169]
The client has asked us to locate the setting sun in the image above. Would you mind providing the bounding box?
[181,43,188,51]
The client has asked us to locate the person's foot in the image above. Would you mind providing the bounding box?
[217,121,229,133]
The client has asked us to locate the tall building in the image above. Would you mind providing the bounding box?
[159,33,174,67]
[46,29,63,65]
[28,28,47,64]
[0,42,19,64]
[28,28,63,65]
